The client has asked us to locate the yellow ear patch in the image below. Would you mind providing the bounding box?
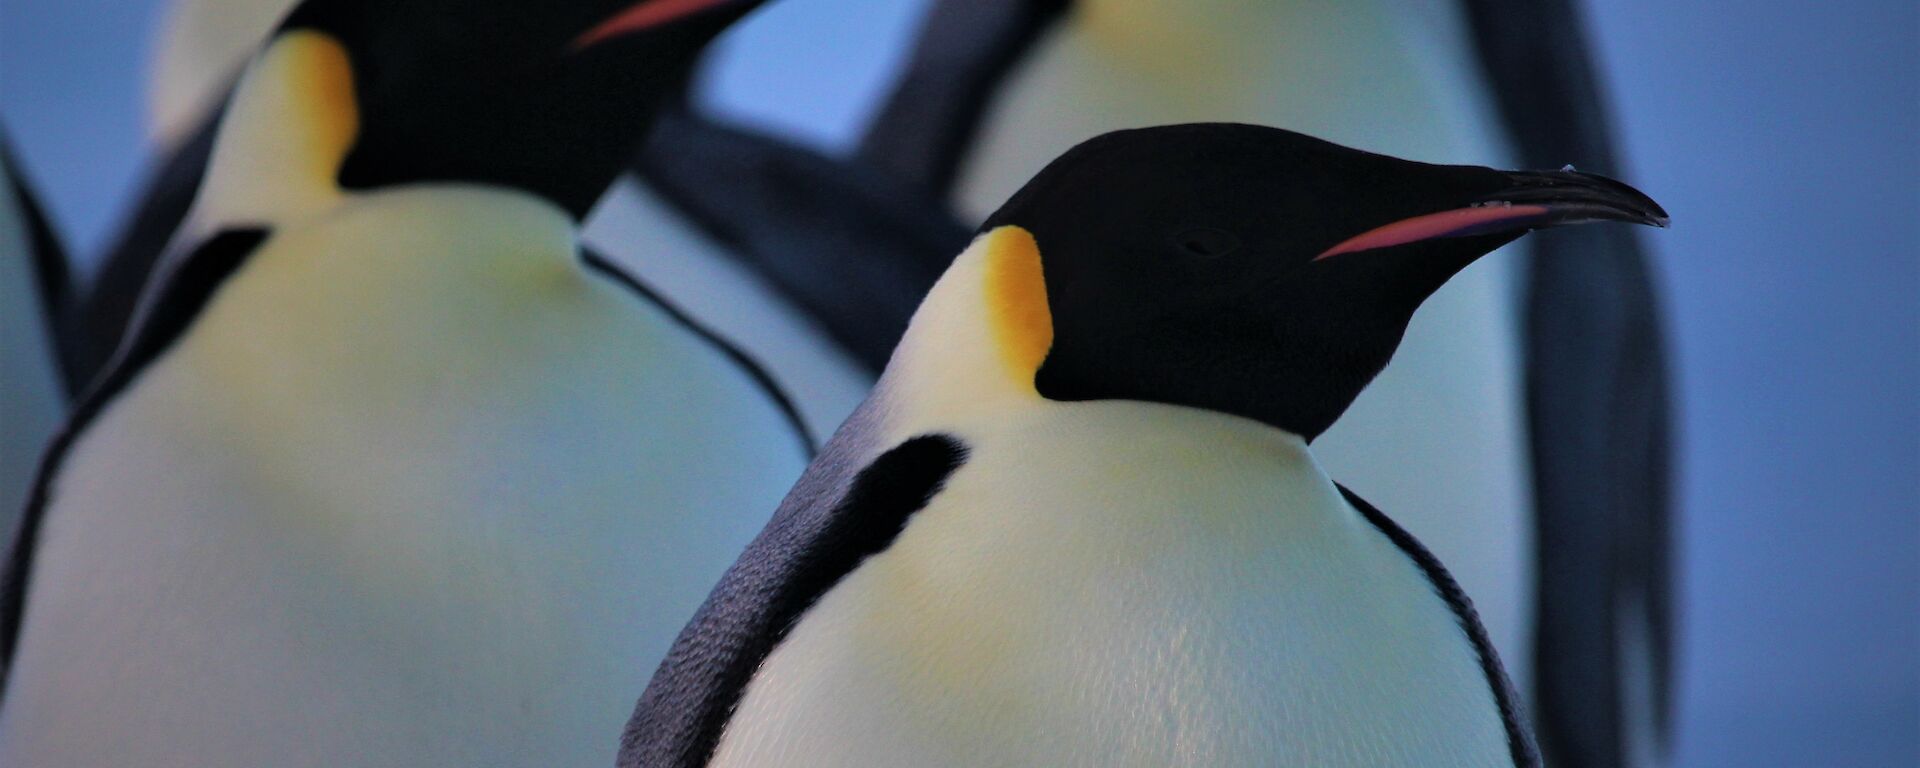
[981,226,1053,387]
[258,31,361,181]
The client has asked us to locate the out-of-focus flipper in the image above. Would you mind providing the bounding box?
[2,132,83,397]
[632,106,972,372]
[0,128,78,551]
[77,103,226,394]
[853,0,1067,199]
[1459,1,1675,765]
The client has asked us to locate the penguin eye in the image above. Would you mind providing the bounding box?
[1173,227,1241,258]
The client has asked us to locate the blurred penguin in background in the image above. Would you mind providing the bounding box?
[0,0,808,764]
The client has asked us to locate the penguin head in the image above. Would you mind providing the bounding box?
[982,123,1667,440]
[276,0,763,218]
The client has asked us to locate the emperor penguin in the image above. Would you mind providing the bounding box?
[848,3,1676,765]
[0,131,78,551]
[0,0,810,764]
[620,124,1667,768]
[86,0,903,441]
[889,0,1549,711]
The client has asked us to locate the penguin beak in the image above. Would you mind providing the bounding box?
[1314,169,1669,261]
[569,0,752,52]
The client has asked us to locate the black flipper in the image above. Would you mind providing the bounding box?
[579,246,817,458]
[853,0,1069,199]
[2,131,85,398]
[1457,2,1675,766]
[76,105,227,399]
[1338,483,1543,768]
[618,427,967,767]
[0,228,269,700]
[630,107,972,372]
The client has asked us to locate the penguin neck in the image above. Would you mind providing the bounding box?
[1081,1,1460,64]
[877,226,1056,428]
[174,31,585,257]
[878,226,1321,452]
[956,0,1510,220]
[1067,0,1488,121]
[189,30,359,235]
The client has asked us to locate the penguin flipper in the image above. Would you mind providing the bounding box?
[1335,483,1543,768]
[618,429,967,768]
[1,131,85,398]
[1457,1,1675,764]
[630,107,973,372]
[77,101,226,399]
[853,0,1068,198]
[1520,226,1672,768]
[1,127,79,601]
[0,228,268,694]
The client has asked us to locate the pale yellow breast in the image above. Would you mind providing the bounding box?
[0,186,808,766]
[712,400,1511,767]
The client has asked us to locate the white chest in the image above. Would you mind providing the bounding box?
[0,189,808,767]
[711,401,1512,767]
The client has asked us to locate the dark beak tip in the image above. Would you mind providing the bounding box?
[1586,202,1670,231]
[1495,168,1671,232]
[1618,193,1670,229]
[1614,182,1671,228]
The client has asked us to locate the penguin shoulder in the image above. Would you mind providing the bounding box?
[620,421,966,767]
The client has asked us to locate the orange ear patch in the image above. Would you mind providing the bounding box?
[255,31,361,182]
[981,226,1053,387]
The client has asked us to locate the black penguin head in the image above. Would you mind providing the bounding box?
[984,123,1668,440]
[279,0,762,218]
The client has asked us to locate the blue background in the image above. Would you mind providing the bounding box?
[2,0,1914,764]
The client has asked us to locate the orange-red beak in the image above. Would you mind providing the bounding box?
[1314,169,1669,261]
[570,0,742,52]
